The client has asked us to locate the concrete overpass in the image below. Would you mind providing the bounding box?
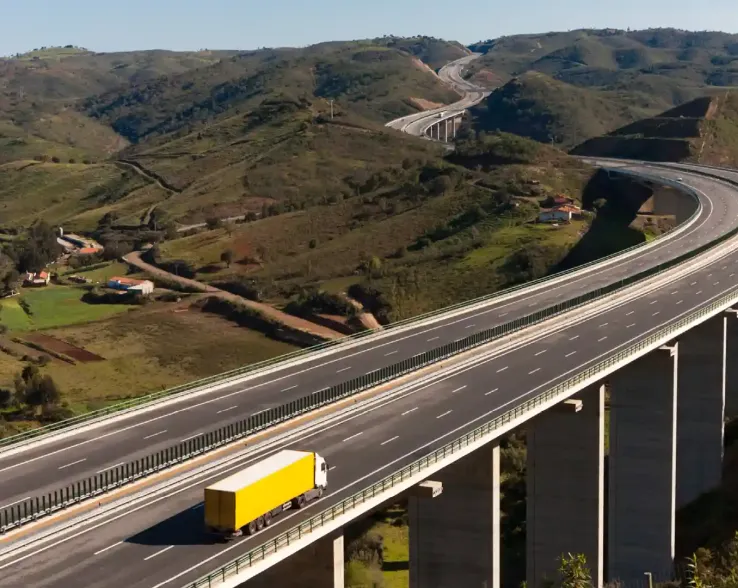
[385,52,491,142]
[1,162,738,588]
[2,56,738,588]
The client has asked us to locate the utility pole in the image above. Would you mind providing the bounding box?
[329,100,334,119]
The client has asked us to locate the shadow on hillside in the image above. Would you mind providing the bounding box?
[554,168,652,272]
[382,561,409,572]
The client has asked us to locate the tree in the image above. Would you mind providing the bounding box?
[9,220,61,273]
[430,174,453,196]
[220,249,234,268]
[556,553,593,588]
[309,239,318,249]
[206,217,222,230]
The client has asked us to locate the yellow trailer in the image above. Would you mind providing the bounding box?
[204,449,328,538]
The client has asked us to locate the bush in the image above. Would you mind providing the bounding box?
[206,217,222,230]
[0,388,14,409]
[159,259,196,279]
[345,560,385,588]
[212,277,269,301]
[285,288,356,318]
[82,287,141,305]
[348,283,392,324]
[346,530,384,567]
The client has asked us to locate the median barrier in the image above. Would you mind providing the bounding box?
[2,213,735,535]
[0,168,703,453]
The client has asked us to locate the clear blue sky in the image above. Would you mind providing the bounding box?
[2,0,738,56]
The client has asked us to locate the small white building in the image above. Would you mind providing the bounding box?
[107,276,155,295]
[538,204,581,224]
[23,271,50,286]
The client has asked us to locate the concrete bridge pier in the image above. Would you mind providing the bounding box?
[608,343,678,584]
[409,443,501,588]
[676,315,726,507]
[526,384,605,587]
[725,310,738,417]
[243,530,344,588]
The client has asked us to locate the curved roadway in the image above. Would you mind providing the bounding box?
[385,53,490,137]
[2,163,738,588]
[0,165,729,507]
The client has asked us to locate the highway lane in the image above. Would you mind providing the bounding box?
[385,52,489,135]
[0,165,734,505]
[5,211,738,588]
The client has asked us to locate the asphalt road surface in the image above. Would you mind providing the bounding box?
[0,163,734,507]
[2,165,738,587]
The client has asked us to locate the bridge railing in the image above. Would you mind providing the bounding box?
[0,171,702,451]
[0,204,730,535]
[184,275,738,588]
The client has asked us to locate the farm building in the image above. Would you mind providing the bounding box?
[23,271,50,287]
[538,204,582,223]
[107,276,155,295]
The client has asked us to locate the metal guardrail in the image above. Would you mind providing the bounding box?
[185,276,738,588]
[0,210,731,535]
[0,170,702,450]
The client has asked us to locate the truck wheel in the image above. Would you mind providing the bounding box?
[247,520,257,535]
[297,495,307,509]
[317,487,324,498]
[264,512,273,527]
[257,516,265,531]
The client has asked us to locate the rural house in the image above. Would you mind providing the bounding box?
[538,204,582,223]
[107,276,155,295]
[23,271,50,287]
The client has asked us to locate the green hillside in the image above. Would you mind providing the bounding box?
[156,133,596,321]
[0,37,464,231]
[467,28,738,110]
[470,71,657,148]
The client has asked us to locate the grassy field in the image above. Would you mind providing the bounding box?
[0,286,129,332]
[0,160,170,230]
[21,304,297,410]
[63,261,133,283]
[0,297,32,330]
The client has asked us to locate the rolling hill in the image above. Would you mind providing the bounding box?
[469,71,657,148]
[467,28,738,110]
[0,37,465,231]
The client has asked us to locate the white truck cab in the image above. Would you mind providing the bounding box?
[314,453,329,490]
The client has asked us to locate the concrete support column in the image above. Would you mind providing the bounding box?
[608,344,678,584]
[409,444,500,588]
[244,530,344,588]
[526,386,605,587]
[726,310,738,418]
[452,116,457,138]
[443,119,449,142]
[676,315,726,507]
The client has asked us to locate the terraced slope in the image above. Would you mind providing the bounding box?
[571,93,738,166]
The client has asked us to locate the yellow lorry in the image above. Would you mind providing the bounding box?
[204,449,329,539]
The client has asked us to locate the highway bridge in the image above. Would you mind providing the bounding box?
[2,56,738,588]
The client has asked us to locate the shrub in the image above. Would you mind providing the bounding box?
[212,277,269,301]
[82,287,141,305]
[285,288,356,318]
